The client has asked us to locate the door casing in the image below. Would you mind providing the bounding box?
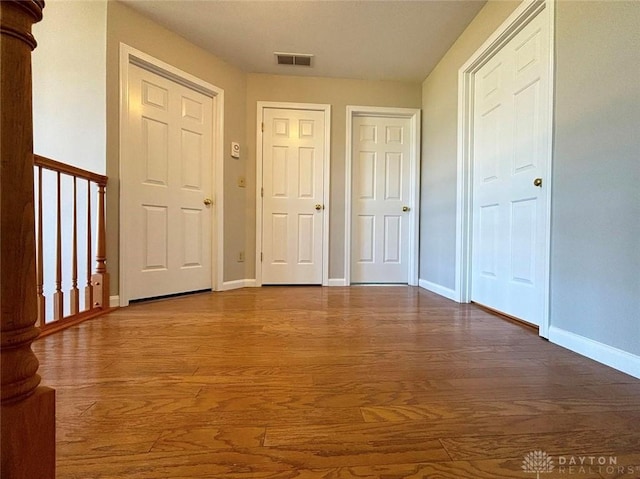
[455,0,555,338]
[345,106,421,286]
[119,44,225,306]
[255,101,331,287]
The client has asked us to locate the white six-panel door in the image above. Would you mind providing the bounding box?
[123,64,213,300]
[471,10,549,325]
[351,116,411,283]
[261,108,325,284]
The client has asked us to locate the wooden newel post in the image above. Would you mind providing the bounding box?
[0,1,56,478]
[92,182,109,309]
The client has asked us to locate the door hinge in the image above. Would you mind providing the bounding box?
[261,122,264,133]
[261,187,264,197]
[260,252,263,262]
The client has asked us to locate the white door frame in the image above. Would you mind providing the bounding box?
[255,101,331,287]
[455,0,555,338]
[119,44,225,306]
[345,106,421,286]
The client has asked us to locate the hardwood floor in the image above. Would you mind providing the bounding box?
[32,286,640,478]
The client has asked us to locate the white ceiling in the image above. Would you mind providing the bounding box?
[119,0,487,83]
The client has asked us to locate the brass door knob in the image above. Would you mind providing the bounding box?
[315,204,323,211]
[533,178,543,187]
[402,206,410,212]
[203,198,213,206]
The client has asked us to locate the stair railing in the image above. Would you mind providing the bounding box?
[34,154,110,334]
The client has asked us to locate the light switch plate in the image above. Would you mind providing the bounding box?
[231,142,240,158]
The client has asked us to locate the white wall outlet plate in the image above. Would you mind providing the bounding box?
[231,142,240,158]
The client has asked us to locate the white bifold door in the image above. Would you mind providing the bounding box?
[123,64,213,301]
[261,107,326,284]
[351,116,412,283]
[471,10,550,326]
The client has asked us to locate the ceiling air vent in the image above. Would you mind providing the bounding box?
[275,52,313,67]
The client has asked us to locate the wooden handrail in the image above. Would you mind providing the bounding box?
[34,154,107,186]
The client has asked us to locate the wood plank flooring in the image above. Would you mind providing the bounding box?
[32,286,640,478]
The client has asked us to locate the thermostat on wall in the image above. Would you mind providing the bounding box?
[231,142,240,158]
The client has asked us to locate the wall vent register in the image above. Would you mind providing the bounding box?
[275,52,313,67]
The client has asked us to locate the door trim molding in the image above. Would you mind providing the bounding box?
[118,44,225,306]
[455,0,555,337]
[255,101,331,287]
[345,106,421,286]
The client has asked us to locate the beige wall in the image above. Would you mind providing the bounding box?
[33,0,107,174]
[106,0,248,293]
[245,74,421,279]
[419,0,520,290]
[551,0,640,355]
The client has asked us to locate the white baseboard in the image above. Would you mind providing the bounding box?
[109,295,120,308]
[418,279,458,302]
[549,326,640,379]
[328,278,347,287]
[218,279,257,291]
